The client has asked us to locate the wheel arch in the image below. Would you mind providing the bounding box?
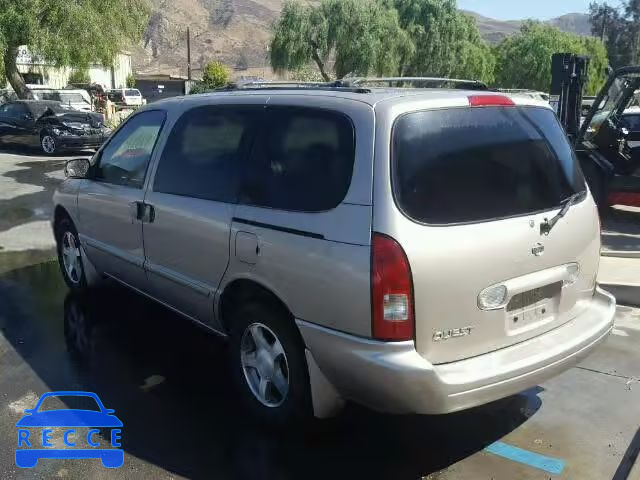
[218,277,300,340]
[53,205,72,233]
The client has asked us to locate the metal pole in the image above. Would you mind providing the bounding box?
[187,27,192,80]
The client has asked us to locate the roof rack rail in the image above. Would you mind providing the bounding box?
[498,88,544,93]
[228,80,371,93]
[338,77,489,90]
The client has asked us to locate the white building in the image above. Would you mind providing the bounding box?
[9,46,133,90]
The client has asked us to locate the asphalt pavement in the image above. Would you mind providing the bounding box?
[1,148,640,480]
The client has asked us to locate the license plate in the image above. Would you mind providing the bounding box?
[507,283,561,311]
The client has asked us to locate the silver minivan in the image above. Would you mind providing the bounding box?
[53,82,616,425]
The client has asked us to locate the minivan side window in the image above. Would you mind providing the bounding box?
[153,106,258,202]
[95,110,165,188]
[240,107,355,212]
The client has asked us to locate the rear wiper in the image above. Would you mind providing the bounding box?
[540,192,585,236]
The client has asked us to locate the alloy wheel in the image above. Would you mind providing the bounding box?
[240,322,290,407]
[41,135,56,154]
[61,231,82,285]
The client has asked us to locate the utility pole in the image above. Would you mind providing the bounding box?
[600,6,608,42]
[187,27,192,80]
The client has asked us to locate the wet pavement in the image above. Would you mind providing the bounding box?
[1,148,640,479]
[602,208,640,257]
[0,262,544,480]
[0,147,90,258]
[1,259,640,479]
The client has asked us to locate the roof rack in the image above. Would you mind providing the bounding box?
[338,77,489,90]
[229,80,371,93]
[498,88,544,94]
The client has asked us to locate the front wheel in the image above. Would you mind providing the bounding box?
[229,302,312,427]
[56,217,87,290]
[40,133,57,155]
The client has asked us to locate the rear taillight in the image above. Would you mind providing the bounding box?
[468,95,515,107]
[371,233,414,341]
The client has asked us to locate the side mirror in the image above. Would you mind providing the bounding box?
[65,158,91,179]
[622,127,630,137]
[23,113,33,121]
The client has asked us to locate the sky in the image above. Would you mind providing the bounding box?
[457,0,597,20]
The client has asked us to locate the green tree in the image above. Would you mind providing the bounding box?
[271,0,412,80]
[68,69,90,85]
[271,0,492,83]
[126,73,136,88]
[495,22,608,95]
[389,0,495,83]
[0,0,149,99]
[590,1,640,68]
[202,60,230,88]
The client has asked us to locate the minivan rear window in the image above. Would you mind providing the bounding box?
[392,107,585,225]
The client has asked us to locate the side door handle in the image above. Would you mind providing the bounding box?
[130,202,155,223]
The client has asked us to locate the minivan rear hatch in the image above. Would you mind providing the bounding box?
[385,100,600,365]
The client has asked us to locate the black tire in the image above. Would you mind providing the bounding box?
[40,132,57,155]
[55,217,87,290]
[229,301,312,428]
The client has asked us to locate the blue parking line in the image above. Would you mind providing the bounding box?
[485,441,566,475]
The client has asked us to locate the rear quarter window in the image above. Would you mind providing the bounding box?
[392,106,585,225]
[240,107,356,212]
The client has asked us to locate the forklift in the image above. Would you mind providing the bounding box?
[551,53,640,211]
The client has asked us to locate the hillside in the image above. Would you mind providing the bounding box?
[135,0,290,77]
[464,11,592,45]
[134,1,592,78]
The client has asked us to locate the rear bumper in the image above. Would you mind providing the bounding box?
[298,287,615,415]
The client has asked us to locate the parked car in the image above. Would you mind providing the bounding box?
[30,87,93,112]
[620,107,640,143]
[0,100,111,154]
[53,84,616,426]
[108,88,144,107]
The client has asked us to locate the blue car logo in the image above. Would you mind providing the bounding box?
[15,391,123,468]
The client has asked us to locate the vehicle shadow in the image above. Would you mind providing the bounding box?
[0,144,94,158]
[0,261,541,480]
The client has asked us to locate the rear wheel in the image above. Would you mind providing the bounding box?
[55,217,87,290]
[229,301,312,427]
[40,133,57,155]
